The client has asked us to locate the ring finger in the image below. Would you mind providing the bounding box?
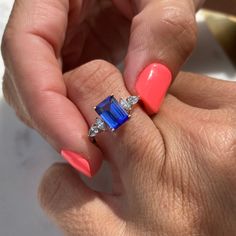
[64,60,165,187]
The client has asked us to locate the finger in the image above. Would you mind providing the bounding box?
[1,0,102,175]
[64,60,165,180]
[39,163,124,235]
[169,72,236,109]
[123,0,203,114]
[152,72,236,143]
[62,1,131,71]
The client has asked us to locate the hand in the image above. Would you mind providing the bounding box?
[2,0,203,164]
[39,60,236,235]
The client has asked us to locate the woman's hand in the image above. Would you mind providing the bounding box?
[39,60,236,235]
[2,0,203,159]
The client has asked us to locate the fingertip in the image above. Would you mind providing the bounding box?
[125,62,172,114]
[124,0,198,103]
[135,63,172,114]
[60,149,102,178]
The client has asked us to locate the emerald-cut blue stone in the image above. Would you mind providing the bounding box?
[95,96,129,130]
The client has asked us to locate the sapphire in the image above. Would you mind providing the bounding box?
[95,96,129,130]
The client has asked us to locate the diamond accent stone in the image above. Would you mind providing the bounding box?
[120,96,139,112]
[120,98,132,111]
[127,96,139,105]
[95,118,106,131]
[88,125,99,137]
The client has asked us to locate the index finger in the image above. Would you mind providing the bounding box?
[121,0,203,113]
[1,0,102,176]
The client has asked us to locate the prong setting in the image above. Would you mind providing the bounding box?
[88,95,140,139]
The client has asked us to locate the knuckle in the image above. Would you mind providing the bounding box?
[160,7,197,56]
[78,59,118,88]
[129,6,197,63]
[65,60,121,100]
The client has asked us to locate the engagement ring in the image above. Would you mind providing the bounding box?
[88,95,140,140]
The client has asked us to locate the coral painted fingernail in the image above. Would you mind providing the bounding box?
[135,63,172,114]
[61,150,92,177]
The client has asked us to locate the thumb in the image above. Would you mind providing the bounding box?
[124,0,201,114]
[38,163,124,235]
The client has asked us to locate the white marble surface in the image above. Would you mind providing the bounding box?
[0,1,236,236]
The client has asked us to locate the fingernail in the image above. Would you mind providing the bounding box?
[135,63,172,114]
[61,149,92,177]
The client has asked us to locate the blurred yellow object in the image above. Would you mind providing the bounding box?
[203,10,236,67]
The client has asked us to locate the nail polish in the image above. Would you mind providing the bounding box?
[61,150,92,177]
[135,63,172,114]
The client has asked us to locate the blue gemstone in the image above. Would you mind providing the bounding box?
[95,96,129,130]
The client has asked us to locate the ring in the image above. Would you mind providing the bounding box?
[88,95,140,139]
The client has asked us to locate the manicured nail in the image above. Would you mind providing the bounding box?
[135,63,172,114]
[61,150,92,177]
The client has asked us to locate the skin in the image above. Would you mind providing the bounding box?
[2,1,236,235]
[1,0,203,160]
[38,60,236,236]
